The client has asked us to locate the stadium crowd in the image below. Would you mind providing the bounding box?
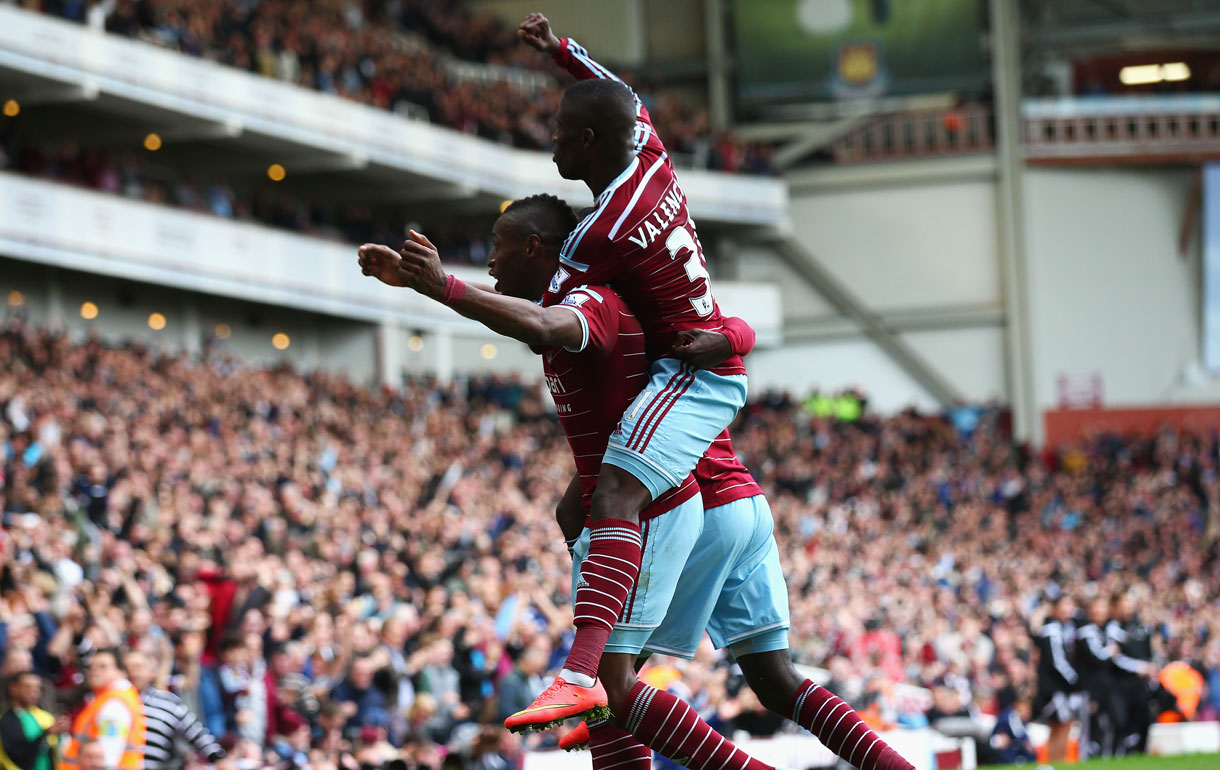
[1,317,1219,770]
[21,0,772,175]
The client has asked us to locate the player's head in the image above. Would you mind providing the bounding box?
[489,194,578,300]
[552,78,637,180]
[1111,590,1134,621]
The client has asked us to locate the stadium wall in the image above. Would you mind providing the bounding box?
[745,157,1009,411]
[749,159,1211,428]
[785,159,1002,314]
[1023,166,1215,422]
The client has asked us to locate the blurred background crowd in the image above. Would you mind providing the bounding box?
[1,318,1219,768]
[22,0,772,175]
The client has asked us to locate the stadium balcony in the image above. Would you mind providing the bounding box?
[830,104,995,165]
[0,169,780,345]
[0,6,787,228]
[1023,95,1220,165]
[808,96,1220,167]
[0,5,783,380]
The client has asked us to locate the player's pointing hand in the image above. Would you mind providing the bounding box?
[397,230,448,301]
[357,243,409,288]
[517,13,560,54]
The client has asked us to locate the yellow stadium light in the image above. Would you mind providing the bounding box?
[407,335,424,351]
[267,164,287,182]
[214,323,232,340]
[499,199,513,214]
[2,99,18,117]
[1161,62,1191,82]
[80,301,99,320]
[480,343,498,360]
[143,132,162,151]
[1119,64,1164,86]
[272,332,291,350]
[148,312,167,331]
[7,289,24,307]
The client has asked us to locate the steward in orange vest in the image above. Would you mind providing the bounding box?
[61,651,146,770]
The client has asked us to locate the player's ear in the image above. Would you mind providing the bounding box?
[580,127,595,150]
[524,233,544,257]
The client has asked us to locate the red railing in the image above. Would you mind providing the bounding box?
[829,97,1220,165]
[1023,105,1220,163]
[831,104,994,164]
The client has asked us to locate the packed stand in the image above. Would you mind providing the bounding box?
[26,0,772,174]
[1,318,1219,769]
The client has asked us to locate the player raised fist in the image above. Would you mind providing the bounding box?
[517,12,561,54]
[397,230,449,301]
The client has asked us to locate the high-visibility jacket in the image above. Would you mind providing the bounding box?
[61,679,146,770]
[1157,661,1204,722]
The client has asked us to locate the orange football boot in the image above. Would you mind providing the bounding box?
[504,676,610,733]
[559,721,590,751]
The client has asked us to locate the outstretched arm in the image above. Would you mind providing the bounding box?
[359,236,584,350]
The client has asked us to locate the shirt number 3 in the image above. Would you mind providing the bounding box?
[665,225,714,317]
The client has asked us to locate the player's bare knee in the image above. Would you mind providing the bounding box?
[589,465,649,523]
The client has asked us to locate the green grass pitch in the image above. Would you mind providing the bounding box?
[979,755,1220,770]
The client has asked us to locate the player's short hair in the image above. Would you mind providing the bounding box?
[501,194,578,250]
[563,78,636,148]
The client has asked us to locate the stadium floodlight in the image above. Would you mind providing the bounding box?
[1119,64,1163,85]
[1119,63,1191,86]
[1161,62,1191,82]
